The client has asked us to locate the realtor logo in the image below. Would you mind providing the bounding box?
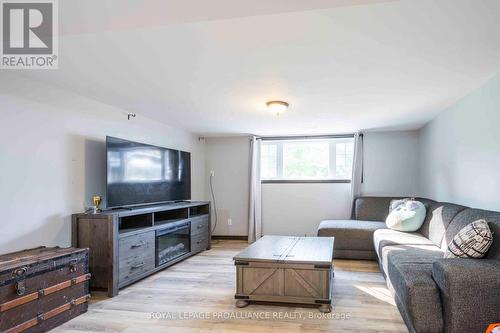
[1,0,58,69]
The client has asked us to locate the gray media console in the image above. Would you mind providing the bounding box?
[72,201,211,296]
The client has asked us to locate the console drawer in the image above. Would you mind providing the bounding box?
[119,231,155,260]
[191,233,209,253]
[118,253,155,286]
[191,216,209,236]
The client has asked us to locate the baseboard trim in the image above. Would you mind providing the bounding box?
[211,235,248,241]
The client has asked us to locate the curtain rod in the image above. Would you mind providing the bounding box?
[256,133,358,141]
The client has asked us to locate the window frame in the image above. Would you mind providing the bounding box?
[259,134,355,184]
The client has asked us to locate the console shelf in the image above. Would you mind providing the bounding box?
[72,201,211,297]
[189,205,209,217]
[119,213,153,232]
[154,208,188,225]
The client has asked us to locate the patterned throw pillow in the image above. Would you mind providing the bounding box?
[444,219,493,258]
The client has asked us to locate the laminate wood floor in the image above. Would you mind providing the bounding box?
[53,240,408,333]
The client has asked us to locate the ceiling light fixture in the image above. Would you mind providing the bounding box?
[266,101,289,115]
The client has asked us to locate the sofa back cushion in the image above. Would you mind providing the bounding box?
[443,208,500,259]
[418,202,467,247]
[353,196,435,222]
[353,197,403,221]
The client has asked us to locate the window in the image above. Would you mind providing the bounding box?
[260,137,354,182]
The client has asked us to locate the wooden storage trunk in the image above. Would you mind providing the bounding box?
[233,236,335,312]
[0,247,90,333]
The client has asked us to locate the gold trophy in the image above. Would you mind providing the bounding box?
[92,195,102,213]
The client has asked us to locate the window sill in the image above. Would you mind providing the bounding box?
[261,179,351,184]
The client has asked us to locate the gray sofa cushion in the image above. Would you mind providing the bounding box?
[318,220,386,252]
[386,245,445,267]
[378,243,444,278]
[432,259,500,333]
[384,246,446,333]
[373,229,435,258]
[443,208,500,259]
[417,202,467,247]
[388,261,444,333]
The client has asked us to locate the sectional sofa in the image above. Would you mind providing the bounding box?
[317,196,500,333]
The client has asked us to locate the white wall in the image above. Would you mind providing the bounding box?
[362,131,420,197]
[262,183,351,236]
[205,137,250,236]
[419,73,500,211]
[0,76,206,254]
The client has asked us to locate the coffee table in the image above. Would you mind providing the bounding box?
[233,235,334,312]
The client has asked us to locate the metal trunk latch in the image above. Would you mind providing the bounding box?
[14,266,28,277]
[15,280,26,296]
[69,259,78,273]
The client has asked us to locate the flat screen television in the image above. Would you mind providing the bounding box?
[106,136,191,208]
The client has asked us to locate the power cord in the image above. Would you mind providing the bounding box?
[209,172,219,245]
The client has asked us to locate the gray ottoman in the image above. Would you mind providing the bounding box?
[317,220,386,259]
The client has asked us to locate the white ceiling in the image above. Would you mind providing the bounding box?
[10,0,500,136]
[59,0,396,35]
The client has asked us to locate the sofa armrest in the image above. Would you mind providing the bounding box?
[432,259,500,333]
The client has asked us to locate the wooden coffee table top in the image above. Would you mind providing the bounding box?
[233,235,334,266]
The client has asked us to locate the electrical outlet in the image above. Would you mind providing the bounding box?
[210,170,215,177]
[227,218,232,226]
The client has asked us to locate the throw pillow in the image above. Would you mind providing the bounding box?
[444,219,493,258]
[386,199,426,232]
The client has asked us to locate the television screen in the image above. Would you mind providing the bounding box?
[106,136,191,208]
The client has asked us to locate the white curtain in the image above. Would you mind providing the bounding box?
[248,136,262,243]
[350,133,364,215]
